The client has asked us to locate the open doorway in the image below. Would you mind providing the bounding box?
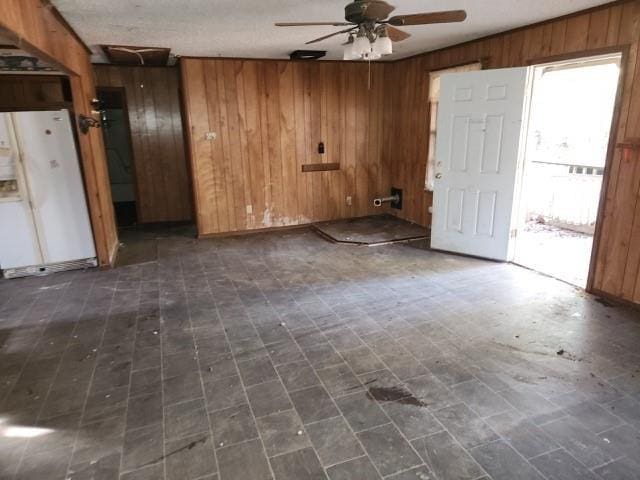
[513,54,621,288]
[97,87,138,227]
[430,54,624,291]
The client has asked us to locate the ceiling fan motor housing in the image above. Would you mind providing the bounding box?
[345,0,388,24]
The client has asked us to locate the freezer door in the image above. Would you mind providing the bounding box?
[0,113,42,270]
[12,110,96,264]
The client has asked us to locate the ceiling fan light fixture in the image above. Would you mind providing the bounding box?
[343,44,354,60]
[353,32,372,57]
[275,3,467,61]
[343,35,357,60]
[372,35,392,56]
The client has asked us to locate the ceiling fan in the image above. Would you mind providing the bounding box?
[275,0,467,60]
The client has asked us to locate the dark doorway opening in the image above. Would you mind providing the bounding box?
[97,87,138,227]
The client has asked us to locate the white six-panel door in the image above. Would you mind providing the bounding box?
[431,68,530,261]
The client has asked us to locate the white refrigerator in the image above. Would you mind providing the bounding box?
[0,110,97,278]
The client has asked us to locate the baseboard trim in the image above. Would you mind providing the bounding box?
[197,223,310,239]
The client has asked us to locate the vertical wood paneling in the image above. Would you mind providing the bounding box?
[292,65,308,223]
[621,149,640,300]
[0,76,68,110]
[181,58,390,236]
[586,9,610,49]
[386,0,640,305]
[94,65,192,224]
[204,60,229,233]
[564,15,590,52]
[181,59,213,233]
[596,1,640,300]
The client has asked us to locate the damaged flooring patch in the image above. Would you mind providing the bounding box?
[313,214,429,245]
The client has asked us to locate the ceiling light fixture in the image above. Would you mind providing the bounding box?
[343,34,356,60]
[345,26,392,61]
[373,27,393,56]
[353,29,372,58]
[276,2,468,63]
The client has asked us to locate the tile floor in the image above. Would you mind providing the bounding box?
[0,228,639,480]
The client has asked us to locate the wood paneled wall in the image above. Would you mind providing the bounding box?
[0,0,118,267]
[94,66,192,223]
[181,58,392,236]
[0,75,71,111]
[386,0,640,304]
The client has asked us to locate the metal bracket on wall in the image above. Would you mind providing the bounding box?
[77,114,101,135]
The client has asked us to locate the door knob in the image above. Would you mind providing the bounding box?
[435,173,443,179]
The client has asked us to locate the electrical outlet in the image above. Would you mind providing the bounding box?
[346,196,352,206]
[204,131,217,141]
[246,205,253,215]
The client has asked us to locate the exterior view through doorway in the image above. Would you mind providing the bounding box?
[430,51,622,291]
[513,53,621,288]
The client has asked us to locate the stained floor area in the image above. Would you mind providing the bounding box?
[1,228,639,480]
[314,214,429,245]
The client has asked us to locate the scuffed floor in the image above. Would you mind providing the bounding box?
[314,214,428,245]
[0,227,639,480]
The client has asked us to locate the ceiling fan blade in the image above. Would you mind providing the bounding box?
[364,0,396,20]
[387,10,467,26]
[386,26,411,42]
[275,22,354,27]
[306,27,358,45]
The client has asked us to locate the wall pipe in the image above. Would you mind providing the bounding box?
[373,195,400,207]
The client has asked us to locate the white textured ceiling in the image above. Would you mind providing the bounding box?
[51,0,611,62]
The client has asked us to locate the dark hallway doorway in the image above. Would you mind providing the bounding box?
[97,87,138,227]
